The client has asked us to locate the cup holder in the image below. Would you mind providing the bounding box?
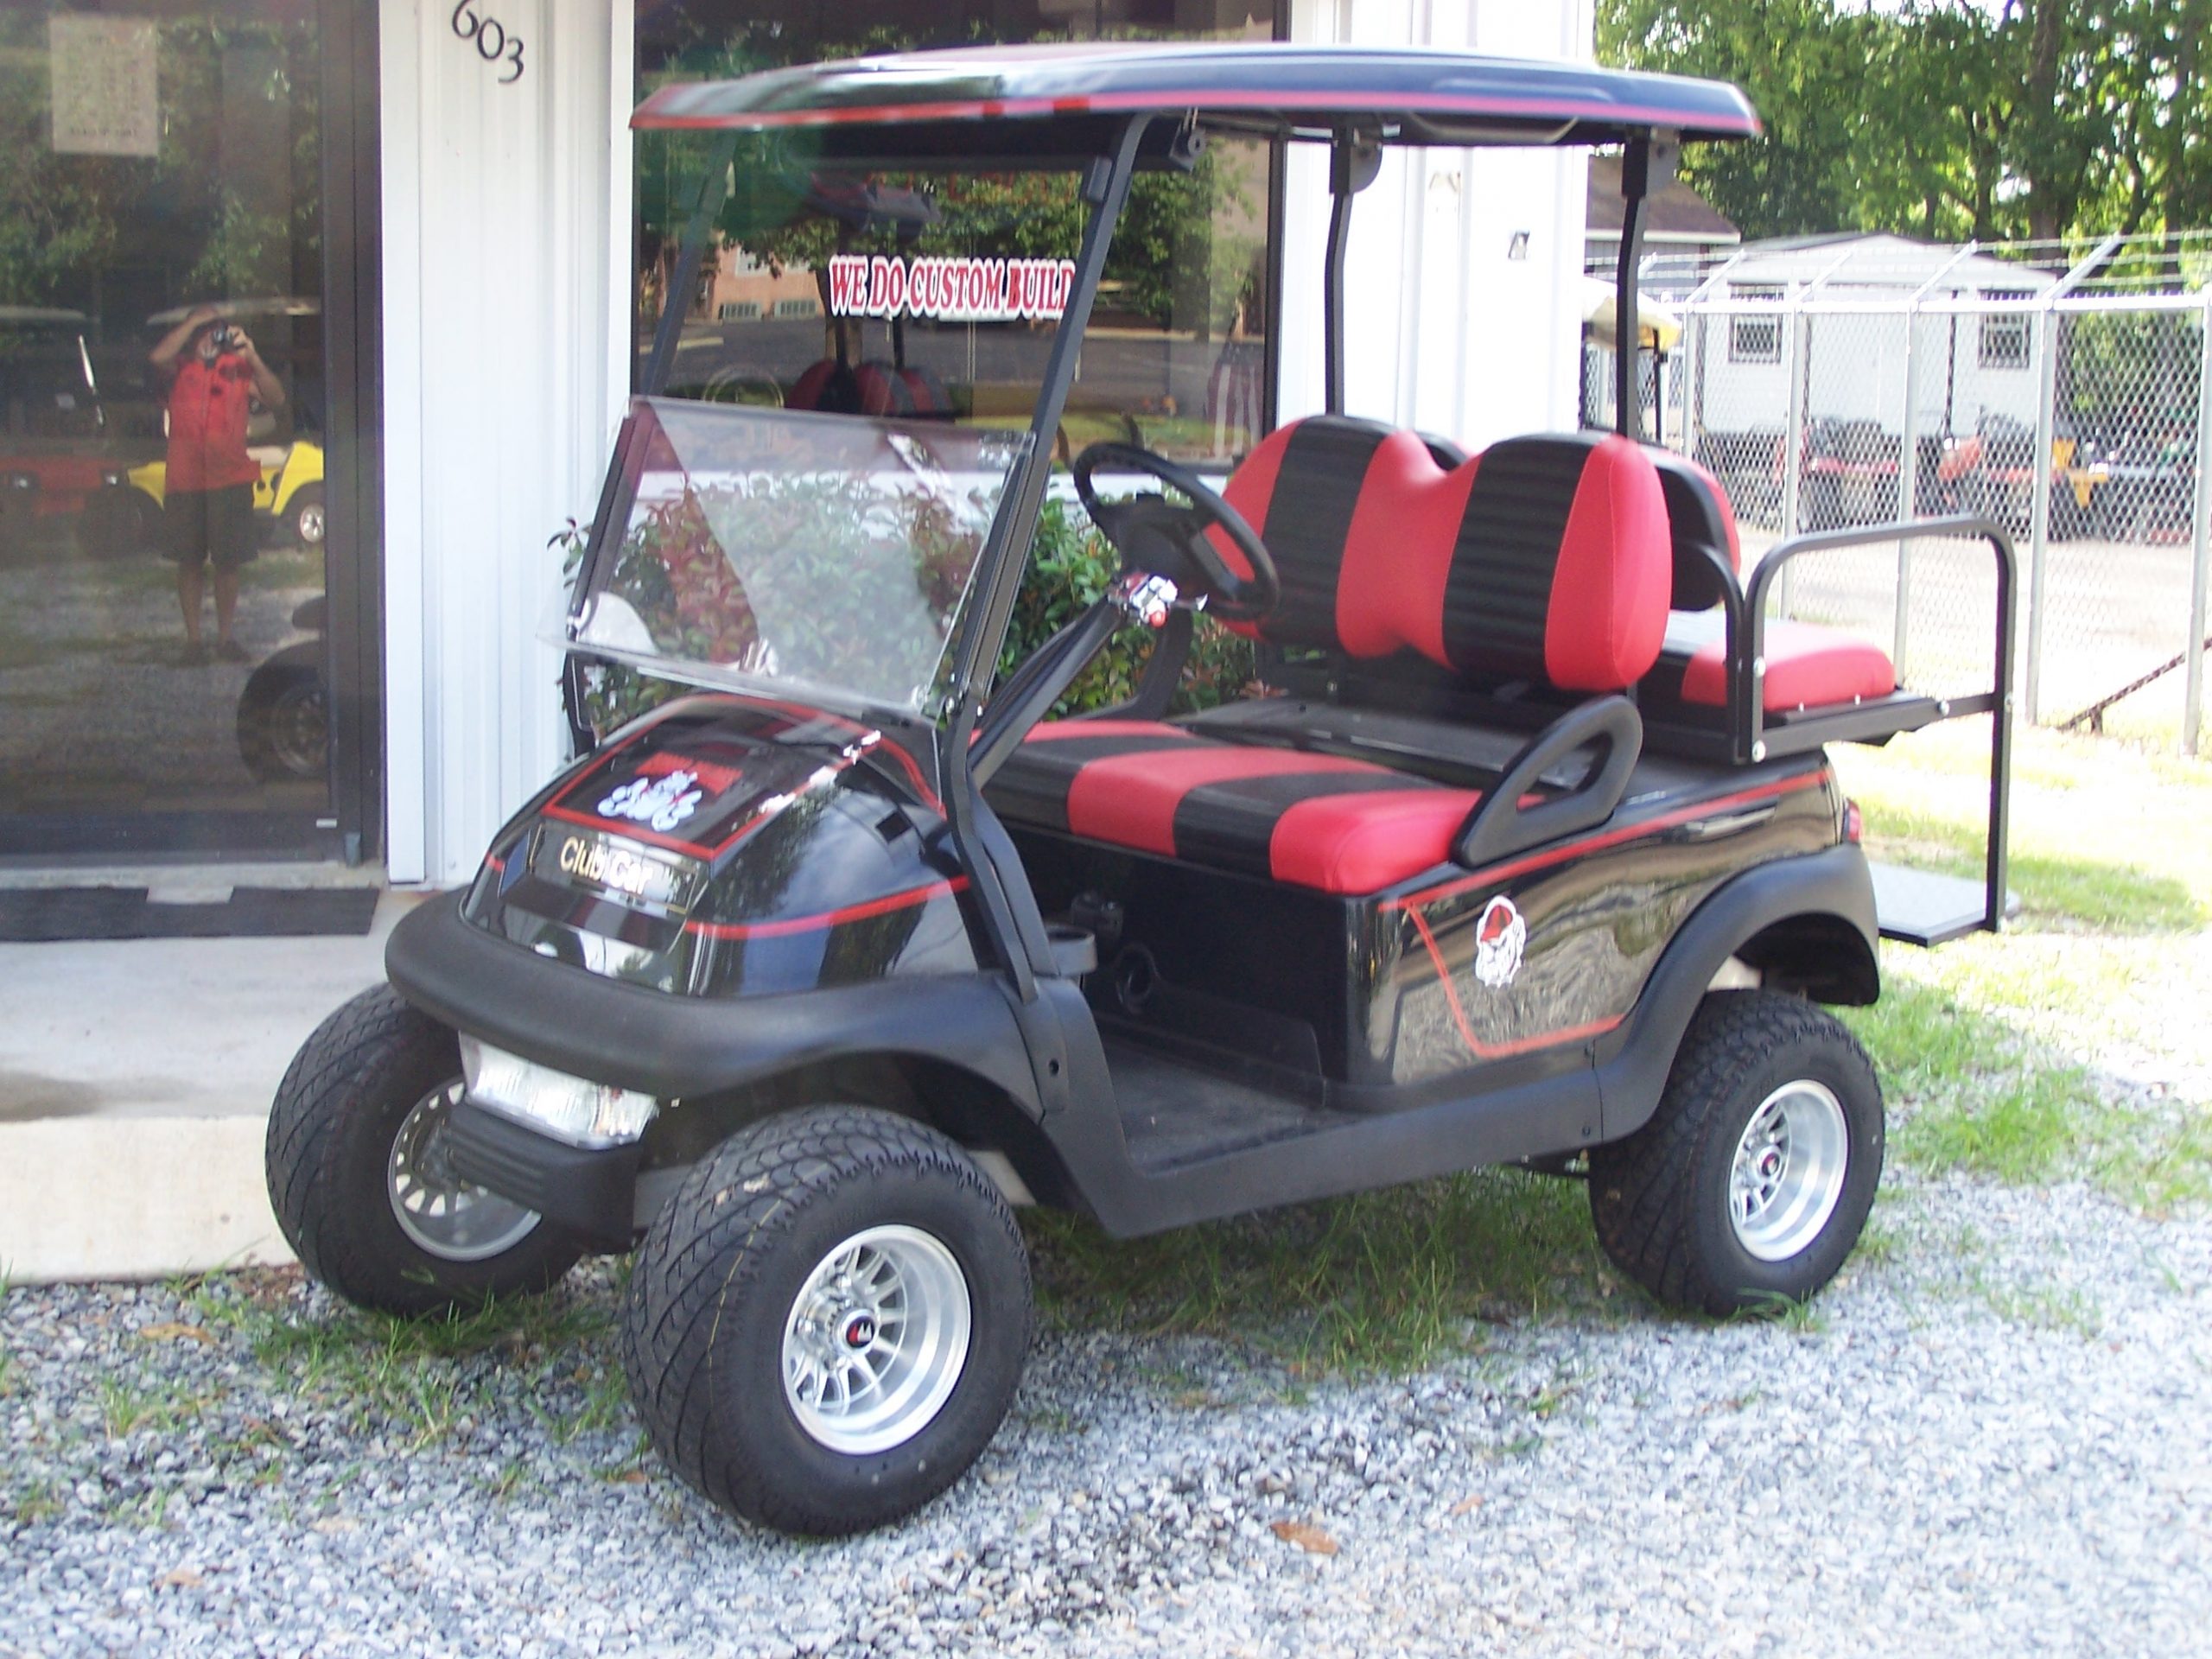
[1043,922,1097,979]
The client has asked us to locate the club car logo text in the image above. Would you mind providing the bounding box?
[557,834,655,895]
[827,254,1077,323]
[1472,894,1527,989]
[543,829,697,912]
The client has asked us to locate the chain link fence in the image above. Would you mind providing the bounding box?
[1586,235,2212,752]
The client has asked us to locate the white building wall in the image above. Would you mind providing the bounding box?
[379,0,633,885]
[1278,0,1593,448]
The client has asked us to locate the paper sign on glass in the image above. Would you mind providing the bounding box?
[50,16,161,160]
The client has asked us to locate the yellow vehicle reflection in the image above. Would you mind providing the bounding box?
[124,439,326,547]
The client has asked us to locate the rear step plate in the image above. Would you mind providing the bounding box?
[1870,861,2021,947]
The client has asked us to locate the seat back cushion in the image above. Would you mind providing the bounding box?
[1440,433,1673,692]
[1645,448,1742,612]
[1212,422,1671,695]
[1215,414,1399,647]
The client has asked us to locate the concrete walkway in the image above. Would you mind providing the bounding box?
[0,868,417,1283]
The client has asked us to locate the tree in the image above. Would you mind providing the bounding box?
[1599,0,2212,245]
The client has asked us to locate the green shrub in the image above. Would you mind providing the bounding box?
[995,496,1257,719]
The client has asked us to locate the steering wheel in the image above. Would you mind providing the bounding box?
[1071,442,1280,624]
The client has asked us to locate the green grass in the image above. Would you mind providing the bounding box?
[1847,973,2210,1211]
[1860,799,2202,934]
[1025,1166,1616,1379]
[12,1475,62,1528]
[98,1375,217,1439]
[183,1269,621,1450]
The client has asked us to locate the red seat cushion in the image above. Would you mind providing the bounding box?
[988,720,1480,896]
[1676,619,1897,710]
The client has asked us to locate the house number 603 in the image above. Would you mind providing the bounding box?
[452,2,524,84]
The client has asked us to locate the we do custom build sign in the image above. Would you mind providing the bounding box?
[827,254,1078,323]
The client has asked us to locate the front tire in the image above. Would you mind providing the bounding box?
[620,1104,1031,1536]
[237,658,329,782]
[265,985,582,1317]
[1589,990,1884,1317]
[289,484,326,548]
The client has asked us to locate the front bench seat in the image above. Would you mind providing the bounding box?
[988,717,1489,896]
[987,422,1673,896]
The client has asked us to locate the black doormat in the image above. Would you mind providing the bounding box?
[0,886,381,942]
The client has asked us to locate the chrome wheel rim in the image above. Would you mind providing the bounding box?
[386,1079,541,1262]
[296,500,325,545]
[780,1224,971,1455]
[1728,1080,1850,1262]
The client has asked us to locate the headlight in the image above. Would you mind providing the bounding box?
[460,1035,660,1147]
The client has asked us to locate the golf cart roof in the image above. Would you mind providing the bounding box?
[632,41,1761,156]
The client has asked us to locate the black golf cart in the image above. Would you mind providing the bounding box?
[267,42,2017,1537]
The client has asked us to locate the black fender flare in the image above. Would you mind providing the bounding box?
[1590,843,1878,1143]
[384,893,1046,1113]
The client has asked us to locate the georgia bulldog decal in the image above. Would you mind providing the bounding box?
[1472,894,1527,989]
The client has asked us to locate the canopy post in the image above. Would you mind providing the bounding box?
[1324,130,1381,416]
[1611,132,1678,442]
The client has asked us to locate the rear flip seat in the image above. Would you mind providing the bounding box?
[987,420,1673,895]
[1645,449,1897,712]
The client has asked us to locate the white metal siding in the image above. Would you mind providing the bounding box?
[380,0,632,885]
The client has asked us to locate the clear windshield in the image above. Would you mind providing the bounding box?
[563,397,1022,715]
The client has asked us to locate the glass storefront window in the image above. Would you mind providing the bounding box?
[633,0,1279,467]
[0,6,333,855]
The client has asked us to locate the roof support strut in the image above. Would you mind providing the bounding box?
[1612,132,1677,442]
[1323,130,1382,416]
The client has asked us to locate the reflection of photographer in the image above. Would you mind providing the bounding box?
[149,305,286,665]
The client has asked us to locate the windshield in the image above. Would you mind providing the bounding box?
[564,397,1021,716]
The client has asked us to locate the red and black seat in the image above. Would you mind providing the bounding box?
[1645,449,1897,713]
[987,420,1675,895]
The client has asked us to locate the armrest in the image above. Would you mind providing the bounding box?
[1454,696,1643,870]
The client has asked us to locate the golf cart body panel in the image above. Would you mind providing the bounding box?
[458,693,972,1000]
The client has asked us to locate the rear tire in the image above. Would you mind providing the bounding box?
[620,1104,1031,1536]
[265,985,581,1317]
[1589,990,1884,1317]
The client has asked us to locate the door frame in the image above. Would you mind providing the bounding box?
[321,0,384,867]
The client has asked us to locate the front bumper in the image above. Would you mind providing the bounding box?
[385,893,1043,1109]
[442,1100,641,1251]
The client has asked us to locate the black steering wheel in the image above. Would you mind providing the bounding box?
[1071,442,1281,624]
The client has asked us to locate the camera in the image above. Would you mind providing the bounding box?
[207,323,238,352]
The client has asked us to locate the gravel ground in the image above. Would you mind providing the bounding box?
[5,1170,2208,1659]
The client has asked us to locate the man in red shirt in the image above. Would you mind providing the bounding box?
[149,306,287,665]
